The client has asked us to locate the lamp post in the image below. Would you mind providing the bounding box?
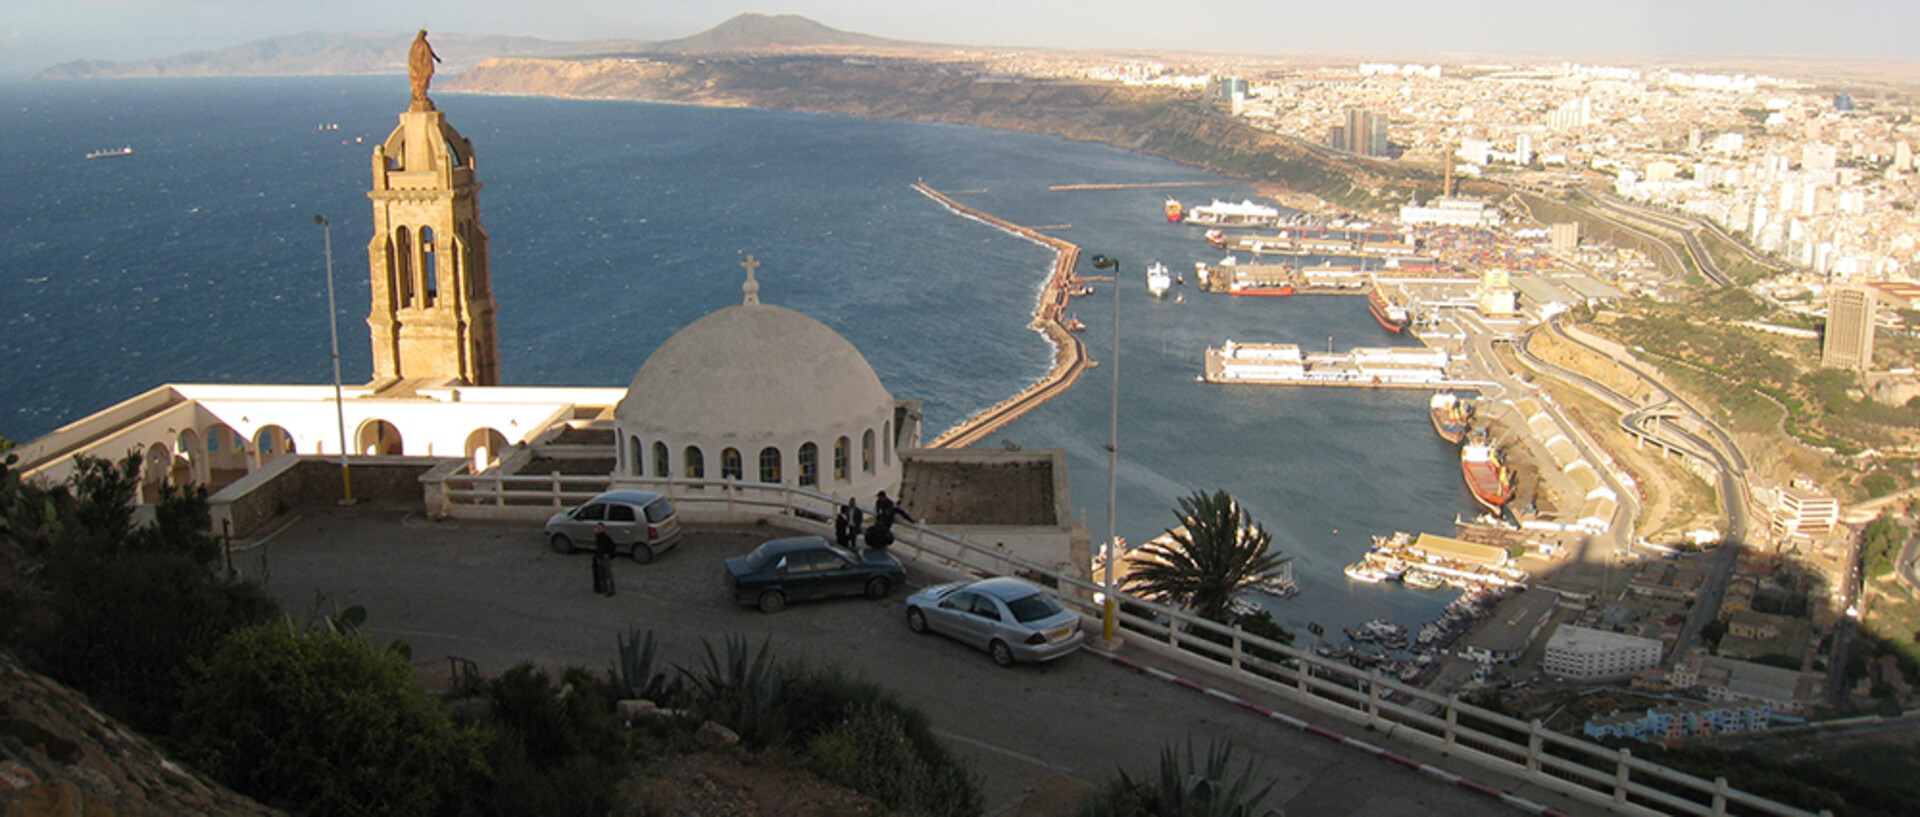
[1089,253,1121,643]
[314,215,353,504]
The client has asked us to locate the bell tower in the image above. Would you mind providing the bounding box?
[366,33,499,386]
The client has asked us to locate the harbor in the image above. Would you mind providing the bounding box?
[1202,340,1458,388]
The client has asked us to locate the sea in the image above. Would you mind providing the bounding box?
[0,76,1474,637]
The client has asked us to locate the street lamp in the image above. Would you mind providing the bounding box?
[315,215,353,504]
[1089,253,1121,643]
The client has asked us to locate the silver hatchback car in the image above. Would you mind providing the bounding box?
[904,577,1086,667]
[544,489,683,563]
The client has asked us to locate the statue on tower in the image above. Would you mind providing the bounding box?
[409,29,440,110]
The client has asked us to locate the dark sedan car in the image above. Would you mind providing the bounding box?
[724,536,906,613]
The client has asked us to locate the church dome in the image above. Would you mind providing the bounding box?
[616,303,893,439]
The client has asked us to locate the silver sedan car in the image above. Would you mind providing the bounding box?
[904,577,1086,667]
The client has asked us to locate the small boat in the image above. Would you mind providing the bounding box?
[1404,570,1445,590]
[1229,280,1296,297]
[1065,316,1086,332]
[1205,228,1228,249]
[86,146,134,160]
[1068,283,1095,297]
[1344,562,1389,583]
[1164,197,1185,223]
[1147,262,1172,298]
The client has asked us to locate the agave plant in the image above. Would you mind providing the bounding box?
[1081,738,1279,817]
[608,626,678,703]
[677,634,787,746]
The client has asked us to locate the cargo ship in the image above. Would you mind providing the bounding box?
[1428,393,1473,445]
[1164,198,1184,223]
[1460,441,1515,512]
[1367,277,1411,334]
[1185,198,1282,227]
[86,146,134,160]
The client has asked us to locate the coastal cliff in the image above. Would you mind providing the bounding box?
[446,55,1429,210]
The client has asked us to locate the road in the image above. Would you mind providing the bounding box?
[237,507,1603,817]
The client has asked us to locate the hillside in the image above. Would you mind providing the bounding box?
[32,14,921,80]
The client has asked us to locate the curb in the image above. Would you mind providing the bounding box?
[1095,650,1572,817]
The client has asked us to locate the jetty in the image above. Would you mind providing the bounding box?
[1047,181,1237,191]
[914,183,1090,449]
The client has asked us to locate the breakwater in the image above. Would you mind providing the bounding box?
[914,182,1090,449]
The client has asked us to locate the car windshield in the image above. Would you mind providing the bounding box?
[1003,591,1064,623]
[825,543,858,562]
[643,498,675,523]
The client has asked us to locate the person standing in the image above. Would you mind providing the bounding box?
[867,490,914,548]
[835,497,864,550]
[593,523,617,597]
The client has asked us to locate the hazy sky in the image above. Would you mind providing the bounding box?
[7,1,1920,79]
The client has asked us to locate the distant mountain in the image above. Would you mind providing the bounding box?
[34,15,926,80]
[641,13,915,54]
[34,30,645,79]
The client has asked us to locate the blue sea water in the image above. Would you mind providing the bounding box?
[0,76,1473,634]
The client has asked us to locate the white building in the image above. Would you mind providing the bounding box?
[1542,624,1663,680]
[1399,197,1502,228]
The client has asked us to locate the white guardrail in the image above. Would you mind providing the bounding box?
[434,471,1826,817]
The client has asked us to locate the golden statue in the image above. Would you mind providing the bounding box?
[409,30,440,109]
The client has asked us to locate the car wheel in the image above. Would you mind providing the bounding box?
[758,590,786,614]
[864,576,892,599]
[549,534,574,554]
[906,607,929,634]
[989,640,1015,668]
[631,544,654,564]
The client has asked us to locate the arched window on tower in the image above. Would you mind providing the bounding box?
[833,436,850,482]
[420,226,437,307]
[798,442,818,487]
[758,447,782,484]
[629,436,643,476]
[861,430,875,474]
[883,421,892,464]
[395,226,414,307]
[684,446,705,479]
[722,448,742,480]
[653,441,670,478]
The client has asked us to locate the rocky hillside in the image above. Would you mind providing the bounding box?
[0,651,279,816]
[448,55,1429,211]
[35,30,638,79]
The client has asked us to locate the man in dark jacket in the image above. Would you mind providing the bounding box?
[866,491,914,548]
[835,497,863,550]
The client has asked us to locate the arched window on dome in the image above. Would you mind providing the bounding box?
[833,436,850,482]
[758,447,782,484]
[861,430,875,474]
[722,448,742,480]
[798,442,818,487]
[653,441,670,478]
[684,446,705,480]
[629,436,643,476]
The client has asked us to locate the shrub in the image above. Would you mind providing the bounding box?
[1077,739,1277,817]
[452,663,630,817]
[804,702,982,817]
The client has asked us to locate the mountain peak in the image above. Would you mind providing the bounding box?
[652,13,905,54]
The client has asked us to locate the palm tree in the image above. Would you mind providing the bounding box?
[1120,489,1287,622]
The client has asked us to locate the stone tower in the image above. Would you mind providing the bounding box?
[365,85,499,386]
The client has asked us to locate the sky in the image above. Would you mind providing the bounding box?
[6,1,1920,79]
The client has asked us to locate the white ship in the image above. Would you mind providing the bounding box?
[1146,262,1172,298]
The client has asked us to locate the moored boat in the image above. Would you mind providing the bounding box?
[1165,197,1184,223]
[1228,280,1295,297]
[1186,198,1281,227]
[1147,262,1172,298]
[1404,570,1445,590]
[1204,228,1227,249]
[1367,277,1411,333]
[1461,441,1516,512]
[1428,393,1473,445]
[86,146,134,160]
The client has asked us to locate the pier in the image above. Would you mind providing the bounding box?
[914,183,1091,449]
[1047,181,1238,191]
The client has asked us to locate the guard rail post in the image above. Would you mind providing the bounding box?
[1613,747,1631,807]
[1445,693,1460,753]
[1527,718,1543,773]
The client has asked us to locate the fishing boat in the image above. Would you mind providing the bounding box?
[1164,198,1184,223]
[1461,440,1516,512]
[1147,262,1172,298]
[1204,228,1228,249]
[1403,570,1445,590]
[1228,279,1295,297]
[1428,393,1473,445]
[1367,277,1412,333]
[85,146,134,160]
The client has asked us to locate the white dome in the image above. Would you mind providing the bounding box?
[616,303,893,439]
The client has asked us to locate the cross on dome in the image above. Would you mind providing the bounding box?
[741,254,761,305]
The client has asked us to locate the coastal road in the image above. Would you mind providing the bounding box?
[238,508,1601,817]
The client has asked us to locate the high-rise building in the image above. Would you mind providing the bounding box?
[1822,284,1876,371]
[1550,222,1580,252]
[1337,108,1389,157]
[366,78,501,386]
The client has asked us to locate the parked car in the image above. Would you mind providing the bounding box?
[544,489,682,563]
[904,577,1085,667]
[724,536,905,613]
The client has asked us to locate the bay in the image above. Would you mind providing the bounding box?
[0,76,1473,636]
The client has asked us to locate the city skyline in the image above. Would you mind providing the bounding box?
[10,1,1920,80]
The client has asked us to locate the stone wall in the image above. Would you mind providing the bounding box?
[211,456,451,537]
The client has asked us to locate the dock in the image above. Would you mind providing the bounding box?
[1203,340,1462,389]
[914,183,1091,449]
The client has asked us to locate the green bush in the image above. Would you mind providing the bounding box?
[172,623,486,817]
[1077,739,1277,817]
[451,663,630,817]
[804,702,982,817]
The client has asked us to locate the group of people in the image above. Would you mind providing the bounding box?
[589,492,914,595]
[837,491,912,550]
